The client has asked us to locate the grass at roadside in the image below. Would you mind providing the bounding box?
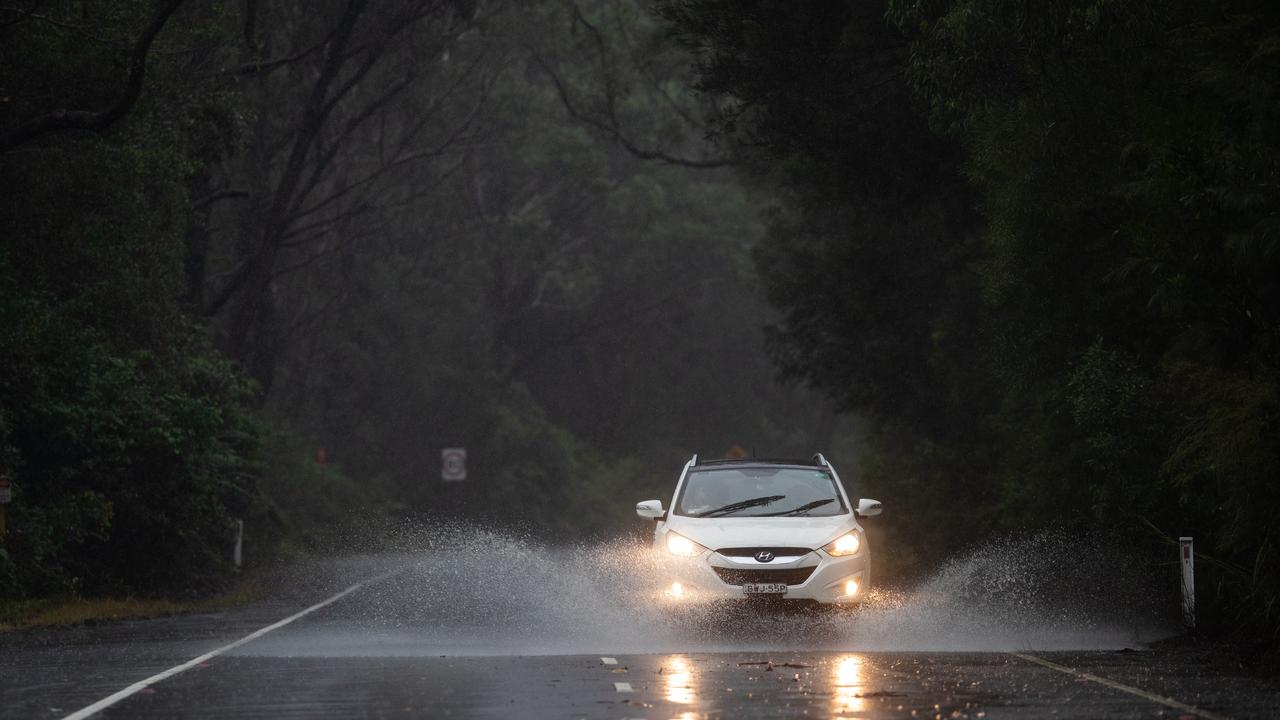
[0,580,264,631]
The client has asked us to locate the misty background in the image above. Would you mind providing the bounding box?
[2,0,1278,642]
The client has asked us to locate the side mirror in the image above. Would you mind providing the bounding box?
[856,498,883,517]
[636,499,666,520]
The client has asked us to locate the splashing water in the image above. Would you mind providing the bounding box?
[235,523,1174,658]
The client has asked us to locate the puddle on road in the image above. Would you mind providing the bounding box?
[234,524,1173,657]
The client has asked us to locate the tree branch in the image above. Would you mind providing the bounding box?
[237,38,327,75]
[532,1,732,169]
[0,5,113,41]
[202,259,252,315]
[192,188,250,210]
[532,52,733,169]
[0,0,185,153]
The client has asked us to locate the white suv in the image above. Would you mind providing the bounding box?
[636,454,882,605]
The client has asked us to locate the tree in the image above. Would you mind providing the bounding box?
[0,1,263,597]
[195,0,493,389]
[661,0,1280,634]
[657,0,993,576]
[895,0,1280,634]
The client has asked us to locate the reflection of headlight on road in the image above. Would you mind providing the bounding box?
[665,655,696,704]
[666,531,706,557]
[823,532,861,557]
[833,655,865,713]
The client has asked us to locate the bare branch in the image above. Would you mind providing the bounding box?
[0,4,114,41]
[192,188,250,210]
[0,0,186,153]
[237,39,327,75]
[266,0,368,222]
[612,12,707,131]
[532,52,733,169]
[242,0,258,52]
[531,1,732,169]
[203,259,252,315]
[280,157,466,247]
[284,65,495,237]
[0,2,44,28]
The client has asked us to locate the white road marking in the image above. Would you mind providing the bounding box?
[600,656,618,665]
[613,682,634,692]
[1010,652,1233,720]
[60,567,408,720]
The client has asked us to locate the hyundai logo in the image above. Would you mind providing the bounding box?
[754,550,775,563]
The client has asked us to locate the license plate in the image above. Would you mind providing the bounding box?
[743,583,787,595]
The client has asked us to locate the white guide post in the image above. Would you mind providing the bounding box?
[1179,536,1194,629]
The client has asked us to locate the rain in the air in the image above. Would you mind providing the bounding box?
[1,2,1278,718]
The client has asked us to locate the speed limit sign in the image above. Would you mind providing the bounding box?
[441,448,467,482]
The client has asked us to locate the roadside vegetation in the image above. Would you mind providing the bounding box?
[2,0,1277,641]
[659,0,1280,639]
[0,581,262,631]
[0,1,821,616]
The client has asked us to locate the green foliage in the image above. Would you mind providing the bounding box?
[465,385,642,537]
[901,0,1280,636]
[253,0,829,533]
[250,432,396,558]
[0,3,263,598]
[666,0,1280,637]
[660,0,996,574]
[1163,368,1280,633]
[0,189,264,596]
[2,0,831,605]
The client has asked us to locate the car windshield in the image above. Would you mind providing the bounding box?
[675,466,848,517]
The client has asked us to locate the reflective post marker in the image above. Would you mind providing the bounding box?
[1179,536,1195,629]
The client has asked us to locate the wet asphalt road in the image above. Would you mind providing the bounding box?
[2,557,1277,719]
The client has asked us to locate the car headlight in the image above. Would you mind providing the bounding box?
[666,531,706,557]
[823,532,861,557]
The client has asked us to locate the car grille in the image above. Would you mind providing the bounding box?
[716,547,812,558]
[712,566,816,586]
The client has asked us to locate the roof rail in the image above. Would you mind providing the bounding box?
[691,453,699,467]
[812,452,829,466]
[700,457,817,467]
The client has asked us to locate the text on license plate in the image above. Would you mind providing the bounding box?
[743,583,787,594]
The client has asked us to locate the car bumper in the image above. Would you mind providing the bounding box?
[653,550,870,605]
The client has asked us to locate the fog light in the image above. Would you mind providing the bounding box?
[670,581,684,598]
[844,578,860,597]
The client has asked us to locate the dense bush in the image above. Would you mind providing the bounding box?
[0,2,263,598]
[0,139,264,597]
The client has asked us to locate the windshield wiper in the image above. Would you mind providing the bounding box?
[756,499,836,517]
[696,494,786,518]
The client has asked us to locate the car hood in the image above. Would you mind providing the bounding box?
[665,514,855,551]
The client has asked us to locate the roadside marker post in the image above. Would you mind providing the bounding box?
[1179,536,1195,630]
